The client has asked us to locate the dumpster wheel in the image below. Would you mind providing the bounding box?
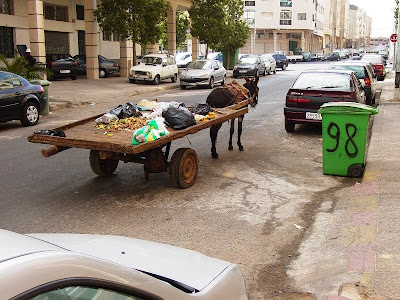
[348,164,364,178]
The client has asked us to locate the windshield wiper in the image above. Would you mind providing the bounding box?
[320,85,343,88]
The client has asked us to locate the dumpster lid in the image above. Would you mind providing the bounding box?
[29,79,51,85]
[318,102,378,115]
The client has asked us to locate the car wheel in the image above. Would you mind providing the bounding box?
[273,68,276,74]
[153,75,160,85]
[171,73,177,83]
[21,102,39,126]
[372,95,376,105]
[208,76,214,89]
[99,69,108,78]
[282,64,287,70]
[129,78,136,84]
[221,75,226,86]
[180,85,187,90]
[285,121,295,132]
[348,164,364,178]
[71,75,77,80]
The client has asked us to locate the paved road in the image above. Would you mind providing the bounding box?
[0,61,362,299]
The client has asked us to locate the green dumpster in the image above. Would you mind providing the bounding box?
[29,79,50,116]
[318,102,378,178]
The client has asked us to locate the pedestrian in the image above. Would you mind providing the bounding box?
[24,48,36,67]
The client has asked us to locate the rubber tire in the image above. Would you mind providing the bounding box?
[21,101,39,126]
[129,78,136,84]
[171,73,177,83]
[89,150,119,177]
[99,69,108,78]
[208,77,214,89]
[221,75,226,86]
[282,64,287,70]
[263,68,266,76]
[273,68,276,74]
[180,85,187,90]
[153,75,160,85]
[71,75,77,80]
[285,121,295,132]
[348,164,364,178]
[169,148,199,189]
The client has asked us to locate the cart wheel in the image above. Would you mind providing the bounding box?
[89,150,119,177]
[348,164,364,178]
[169,148,198,189]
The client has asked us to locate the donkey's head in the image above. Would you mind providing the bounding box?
[242,75,259,108]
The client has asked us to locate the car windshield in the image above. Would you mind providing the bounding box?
[187,60,212,70]
[330,65,366,79]
[239,57,257,64]
[143,56,163,65]
[293,72,351,91]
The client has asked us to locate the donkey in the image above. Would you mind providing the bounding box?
[206,75,259,159]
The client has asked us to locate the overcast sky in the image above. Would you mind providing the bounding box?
[349,0,396,37]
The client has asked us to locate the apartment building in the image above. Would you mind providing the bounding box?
[0,0,192,79]
[347,5,372,49]
[241,0,326,55]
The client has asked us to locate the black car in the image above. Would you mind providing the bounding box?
[272,54,289,70]
[73,55,120,78]
[0,71,47,126]
[233,55,266,78]
[46,54,78,80]
[326,52,340,61]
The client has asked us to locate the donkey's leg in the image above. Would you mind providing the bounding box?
[210,123,222,159]
[228,119,235,151]
[237,116,244,151]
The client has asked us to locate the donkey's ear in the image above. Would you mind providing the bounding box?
[255,76,259,85]
[242,74,250,83]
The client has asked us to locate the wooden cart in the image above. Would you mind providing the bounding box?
[28,101,250,189]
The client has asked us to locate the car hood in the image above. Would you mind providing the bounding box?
[28,233,230,291]
[236,63,256,68]
[181,69,211,77]
[131,64,161,71]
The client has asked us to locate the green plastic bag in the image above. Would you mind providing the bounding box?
[132,117,168,145]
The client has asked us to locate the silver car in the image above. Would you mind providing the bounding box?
[180,59,226,89]
[0,229,249,300]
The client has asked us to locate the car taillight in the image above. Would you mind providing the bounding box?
[297,98,310,103]
[364,77,371,86]
[39,85,44,92]
[50,62,54,67]
[286,94,310,104]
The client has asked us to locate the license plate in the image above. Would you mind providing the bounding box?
[306,112,322,120]
[239,70,247,73]
[60,70,71,74]
[188,83,196,86]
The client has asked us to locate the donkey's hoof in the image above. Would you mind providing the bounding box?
[238,145,244,151]
[228,145,233,151]
[212,152,219,159]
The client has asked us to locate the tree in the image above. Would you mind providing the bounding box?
[160,12,190,51]
[93,0,168,65]
[189,0,249,67]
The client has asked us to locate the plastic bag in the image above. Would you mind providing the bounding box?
[162,106,196,130]
[109,102,141,119]
[95,113,119,124]
[132,117,169,145]
[193,103,212,115]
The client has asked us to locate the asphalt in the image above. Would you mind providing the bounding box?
[44,69,400,299]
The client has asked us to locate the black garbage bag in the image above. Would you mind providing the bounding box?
[162,106,196,130]
[193,102,212,115]
[34,129,66,137]
[109,102,141,119]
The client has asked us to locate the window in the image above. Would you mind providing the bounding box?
[44,3,68,22]
[256,32,265,39]
[0,0,13,15]
[76,4,84,20]
[280,10,292,25]
[113,32,120,42]
[0,26,14,58]
[280,0,292,7]
[245,1,255,6]
[103,31,112,41]
[298,13,306,20]
[244,9,255,24]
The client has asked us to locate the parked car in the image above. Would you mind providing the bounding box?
[176,52,192,68]
[206,52,223,62]
[73,55,120,78]
[0,229,249,300]
[272,53,289,70]
[46,54,78,80]
[0,71,47,126]
[284,70,366,132]
[129,53,178,85]
[326,52,341,61]
[180,59,226,89]
[329,61,377,105]
[361,53,387,81]
[233,55,267,78]
[312,53,326,61]
[261,54,277,74]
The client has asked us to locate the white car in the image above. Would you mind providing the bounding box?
[176,52,192,68]
[129,53,178,85]
[0,229,249,300]
[180,59,226,89]
[260,54,277,74]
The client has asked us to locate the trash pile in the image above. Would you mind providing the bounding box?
[94,99,216,145]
